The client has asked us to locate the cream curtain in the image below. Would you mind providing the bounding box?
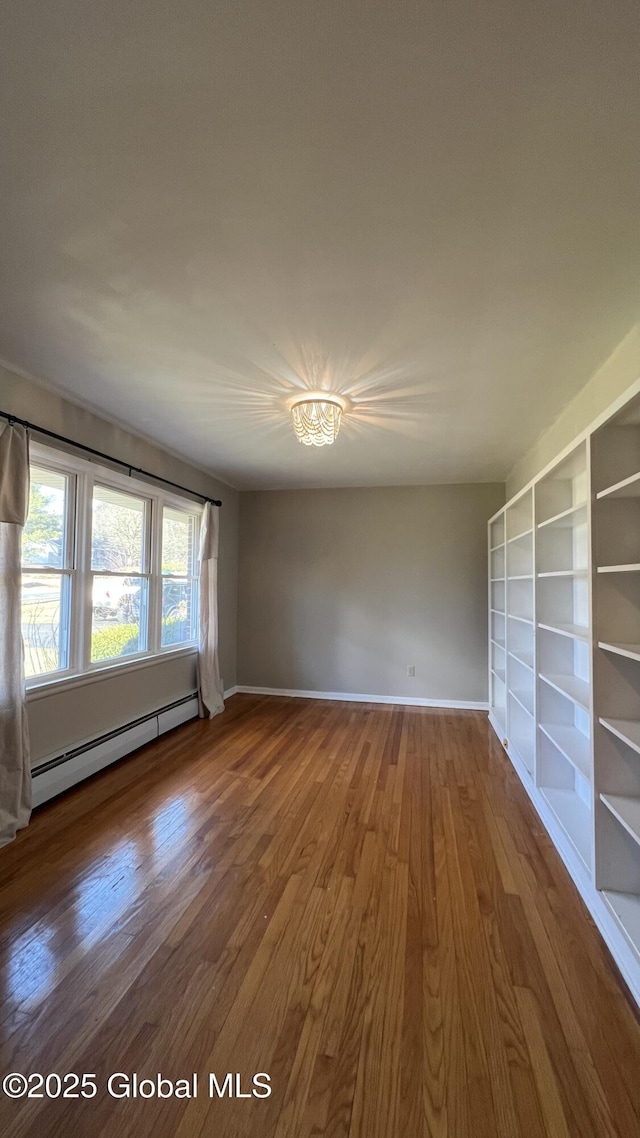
[197,502,224,719]
[0,423,31,847]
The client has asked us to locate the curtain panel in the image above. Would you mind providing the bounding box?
[197,502,225,720]
[0,423,31,847]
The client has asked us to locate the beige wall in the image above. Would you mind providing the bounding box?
[27,653,199,761]
[1,364,239,763]
[507,322,640,496]
[237,483,504,704]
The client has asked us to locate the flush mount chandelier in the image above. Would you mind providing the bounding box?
[290,393,347,447]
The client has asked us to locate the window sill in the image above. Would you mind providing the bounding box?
[26,645,198,702]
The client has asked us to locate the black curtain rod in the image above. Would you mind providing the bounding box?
[0,409,222,507]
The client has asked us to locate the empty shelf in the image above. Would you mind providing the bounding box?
[539,672,590,712]
[491,666,505,684]
[538,621,589,642]
[508,573,533,580]
[537,502,588,529]
[509,613,534,625]
[491,637,506,650]
[598,642,640,664]
[538,569,588,578]
[539,722,591,780]
[602,892,640,955]
[597,564,640,574]
[510,689,534,717]
[600,794,640,848]
[599,718,640,757]
[507,528,533,544]
[596,471,640,500]
[490,541,506,552]
[490,576,506,582]
[540,787,591,870]
[508,649,534,671]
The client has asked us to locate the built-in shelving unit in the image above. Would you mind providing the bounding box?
[591,390,640,974]
[506,489,535,776]
[488,380,640,1007]
[536,441,592,869]
[488,513,507,736]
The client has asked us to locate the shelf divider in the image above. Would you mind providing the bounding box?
[511,689,534,718]
[599,717,640,757]
[537,502,588,529]
[539,722,591,780]
[596,471,640,500]
[597,564,640,574]
[598,641,640,664]
[538,621,590,642]
[506,527,533,544]
[600,794,640,850]
[539,671,590,713]
[538,569,588,578]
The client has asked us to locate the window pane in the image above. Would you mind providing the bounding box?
[22,466,68,568]
[161,579,198,646]
[21,573,69,677]
[91,486,146,572]
[162,508,197,576]
[91,576,148,662]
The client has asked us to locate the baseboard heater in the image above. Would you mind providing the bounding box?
[31,693,199,808]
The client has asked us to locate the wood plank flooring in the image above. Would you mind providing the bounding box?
[1,694,639,1137]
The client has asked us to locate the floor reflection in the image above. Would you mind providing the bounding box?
[151,796,190,854]
[75,838,140,943]
[5,925,56,1008]
[2,797,196,1013]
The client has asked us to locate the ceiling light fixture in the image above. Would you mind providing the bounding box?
[290,393,346,447]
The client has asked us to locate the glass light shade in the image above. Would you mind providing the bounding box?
[290,398,343,447]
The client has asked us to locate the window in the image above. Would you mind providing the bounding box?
[90,486,150,663]
[21,444,202,685]
[21,465,73,678]
[161,507,199,647]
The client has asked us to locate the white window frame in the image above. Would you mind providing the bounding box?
[24,442,202,693]
[85,478,153,669]
[159,504,200,651]
[21,457,77,678]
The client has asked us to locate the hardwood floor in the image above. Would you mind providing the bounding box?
[1,695,639,1137]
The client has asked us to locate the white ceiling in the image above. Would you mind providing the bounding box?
[1,1,638,489]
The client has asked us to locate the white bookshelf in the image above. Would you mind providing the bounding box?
[505,489,535,776]
[535,441,592,868]
[488,511,507,736]
[488,388,640,1006]
[591,391,640,971]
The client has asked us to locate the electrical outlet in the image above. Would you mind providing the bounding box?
[407,665,415,677]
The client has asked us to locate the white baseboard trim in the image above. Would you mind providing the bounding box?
[223,685,239,698]
[235,685,488,711]
[488,718,640,1009]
